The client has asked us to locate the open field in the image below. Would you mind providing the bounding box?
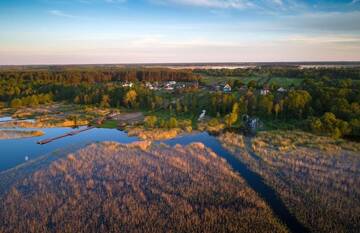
[0,141,287,233]
[201,76,265,85]
[267,77,303,87]
[219,131,360,233]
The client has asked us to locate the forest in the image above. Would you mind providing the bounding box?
[0,66,359,140]
[195,66,360,80]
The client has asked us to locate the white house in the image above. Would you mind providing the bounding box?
[260,88,270,95]
[198,110,206,121]
[122,82,133,88]
[277,87,287,93]
[145,82,154,90]
[165,86,174,91]
[223,84,232,93]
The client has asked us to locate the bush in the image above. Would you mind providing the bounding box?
[208,118,220,127]
[144,115,157,128]
[10,98,22,108]
[167,117,178,128]
[308,113,351,139]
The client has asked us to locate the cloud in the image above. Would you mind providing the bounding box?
[152,0,308,12]
[154,0,255,9]
[270,0,283,5]
[283,11,360,32]
[104,0,127,3]
[49,10,77,18]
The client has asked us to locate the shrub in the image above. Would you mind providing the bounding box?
[144,115,157,128]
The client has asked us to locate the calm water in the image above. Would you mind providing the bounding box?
[0,126,138,172]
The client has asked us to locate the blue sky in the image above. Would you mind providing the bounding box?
[0,0,360,64]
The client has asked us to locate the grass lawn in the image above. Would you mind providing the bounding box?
[268,77,303,87]
[261,118,305,131]
[202,76,265,85]
[98,120,118,129]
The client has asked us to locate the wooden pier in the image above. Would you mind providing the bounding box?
[37,126,96,145]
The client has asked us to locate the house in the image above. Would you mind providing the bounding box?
[198,110,206,121]
[277,87,287,93]
[122,82,133,88]
[164,86,174,91]
[145,82,154,90]
[175,83,186,89]
[223,84,232,93]
[260,87,270,95]
[164,81,177,91]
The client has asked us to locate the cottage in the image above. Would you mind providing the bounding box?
[198,110,206,121]
[277,87,287,93]
[223,84,232,93]
[260,88,270,95]
[145,82,154,90]
[122,82,133,88]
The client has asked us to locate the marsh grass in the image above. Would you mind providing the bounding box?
[0,130,44,139]
[0,142,288,233]
[220,131,360,233]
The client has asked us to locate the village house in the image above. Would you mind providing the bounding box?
[164,81,177,91]
[277,87,287,93]
[223,84,232,93]
[145,82,154,90]
[260,86,270,95]
[122,82,134,88]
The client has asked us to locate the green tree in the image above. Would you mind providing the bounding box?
[167,117,178,128]
[30,95,39,106]
[100,95,110,108]
[224,112,238,128]
[274,103,281,118]
[308,117,322,133]
[123,90,137,108]
[144,116,157,128]
[257,95,273,117]
[10,98,22,108]
[285,90,312,118]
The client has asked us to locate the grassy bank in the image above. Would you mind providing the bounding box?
[0,130,44,140]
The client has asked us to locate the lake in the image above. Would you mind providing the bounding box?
[0,126,139,172]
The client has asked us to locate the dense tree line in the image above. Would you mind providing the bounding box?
[0,67,199,103]
[0,67,359,139]
[196,67,360,80]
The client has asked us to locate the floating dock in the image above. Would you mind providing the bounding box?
[37,126,95,145]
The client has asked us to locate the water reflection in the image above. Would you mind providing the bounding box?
[0,126,138,172]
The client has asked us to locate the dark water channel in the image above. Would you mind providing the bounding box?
[164,132,308,233]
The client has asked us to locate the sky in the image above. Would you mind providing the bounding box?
[0,0,360,65]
